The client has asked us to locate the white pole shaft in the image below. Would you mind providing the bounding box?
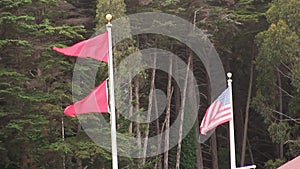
[106,22,118,169]
[227,72,236,169]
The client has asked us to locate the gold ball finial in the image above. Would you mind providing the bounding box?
[106,14,112,22]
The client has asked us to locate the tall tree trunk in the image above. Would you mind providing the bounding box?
[128,74,133,133]
[21,147,29,169]
[164,54,173,169]
[211,132,218,169]
[142,51,157,165]
[154,90,162,169]
[240,59,254,166]
[277,69,283,158]
[247,138,255,164]
[189,57,204,169]
[196,126,204,169]
[135,78,142,159]
[207,71,218,169]
[154,39,162,169]
[175,55,191,169]
[76,158,83,169]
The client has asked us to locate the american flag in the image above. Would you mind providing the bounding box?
[200,88,233,135]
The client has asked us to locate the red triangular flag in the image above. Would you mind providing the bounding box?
[64,80,109,117]
[53,31,109,62]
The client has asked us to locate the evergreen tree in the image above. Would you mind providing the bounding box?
[253,0,300,167]
[0,0,110,168]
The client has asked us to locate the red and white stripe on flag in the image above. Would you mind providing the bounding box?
[200,88,233,135]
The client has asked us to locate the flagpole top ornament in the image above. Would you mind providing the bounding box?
[106,14,112,22]
[227,72,232,79]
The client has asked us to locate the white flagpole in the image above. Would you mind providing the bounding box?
[106,14,119,169]
[227,73,256,169]
[227,72,236,169]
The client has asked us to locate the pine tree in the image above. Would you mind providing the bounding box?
[0,0,106,168]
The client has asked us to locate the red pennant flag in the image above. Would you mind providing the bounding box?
[200,88,233,135]
[64,80,109,117]
[53,31,109,62]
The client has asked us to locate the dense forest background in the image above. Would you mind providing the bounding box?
[0,0,299,168]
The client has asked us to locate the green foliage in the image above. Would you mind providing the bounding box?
[254,0,300,165]
[291,62,300,91]
[0,39,31,48]
[0,0,91,168]
[180,124,197,169]
[36,19,85,38]
[0,12,35,23]
[266,0,300,32]
[48,141,72,153]
[268,122,290,144]
[96,0,126,26]
[264,158,286,169]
